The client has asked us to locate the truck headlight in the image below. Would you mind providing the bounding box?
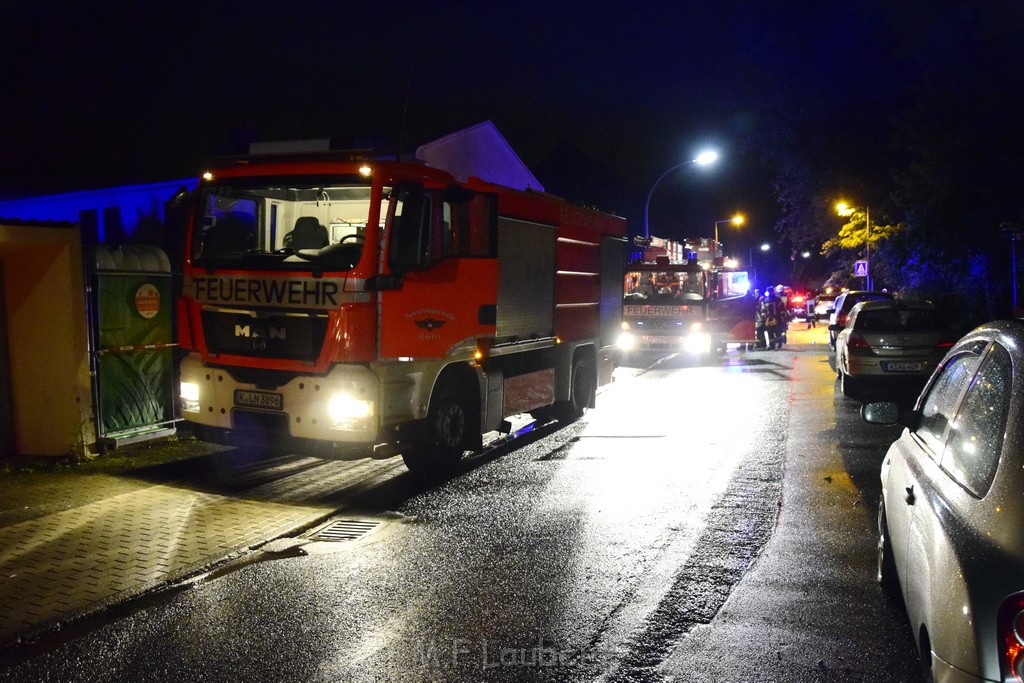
[328,392,373,430]
[617,332,637,350]
[180,382,200,413]
[683,332,711,354]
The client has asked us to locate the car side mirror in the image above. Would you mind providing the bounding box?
[861,401,899,425]
[861,401,919,428]
[828,324,843,332]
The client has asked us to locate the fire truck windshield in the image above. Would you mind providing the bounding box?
[192,175,388,272]
[624,269,706,303]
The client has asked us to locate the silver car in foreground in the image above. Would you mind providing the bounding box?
[835,299,954,399]
[863,320,1024,681]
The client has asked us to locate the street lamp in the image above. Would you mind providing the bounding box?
[836,201,871,290]
[714,213,745,245]
[642,150,719,238]
[749,242,770,286]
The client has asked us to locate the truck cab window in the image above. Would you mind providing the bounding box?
[389,186,496,271]
[389,187,431,271]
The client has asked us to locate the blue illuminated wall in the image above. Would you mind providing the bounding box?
[0,179,196,243]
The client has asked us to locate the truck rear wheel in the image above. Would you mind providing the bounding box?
[554,356,595,422]
[402,385,476,475]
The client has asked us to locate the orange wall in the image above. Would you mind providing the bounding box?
[0,223,94,457]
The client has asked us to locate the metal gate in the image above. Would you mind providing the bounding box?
[89,245,177,449]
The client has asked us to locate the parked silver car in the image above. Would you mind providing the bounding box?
[834,299,955,399]
[862,320,1024,681]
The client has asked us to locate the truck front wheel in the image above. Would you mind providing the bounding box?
[402,385,476,475]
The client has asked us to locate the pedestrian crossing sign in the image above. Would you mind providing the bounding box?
[854,260,869,277]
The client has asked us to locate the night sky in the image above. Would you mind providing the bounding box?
[2,2,1021,251]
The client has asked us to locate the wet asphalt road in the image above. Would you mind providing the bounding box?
[2,350,922,682]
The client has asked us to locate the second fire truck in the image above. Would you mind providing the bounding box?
[616,236,756,362]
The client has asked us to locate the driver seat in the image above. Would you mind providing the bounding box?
[285,217,329,250]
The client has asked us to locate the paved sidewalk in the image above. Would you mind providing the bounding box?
[0,436,375,661]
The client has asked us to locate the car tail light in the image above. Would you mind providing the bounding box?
[846,331,873,354]
[836,312,849,327]
[998,593,1024,681]
[935,332,957,350]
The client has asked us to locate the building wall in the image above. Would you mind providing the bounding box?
[0,179,195,244]
[0,223,95,457]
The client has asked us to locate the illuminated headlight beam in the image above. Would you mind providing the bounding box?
[180,382,200,413]
[682,332,711,355]
[617,332,637,351]
[328,393,373,430]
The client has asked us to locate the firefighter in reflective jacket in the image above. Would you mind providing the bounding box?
[756,288,786,349]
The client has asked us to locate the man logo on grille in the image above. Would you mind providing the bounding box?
[234,324,287,340]
[414,317,446,331]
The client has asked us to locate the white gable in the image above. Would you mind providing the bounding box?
[415,120,544,192]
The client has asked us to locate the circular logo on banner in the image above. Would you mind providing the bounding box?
[134,283,161,319]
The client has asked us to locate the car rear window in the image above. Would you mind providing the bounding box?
[856,308,945,332]
[844,293,891,310]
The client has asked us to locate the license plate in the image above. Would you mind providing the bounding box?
[882,362,923,372]
[234,390,283,410]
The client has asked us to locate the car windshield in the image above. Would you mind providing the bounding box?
[192,175,387,272]
[856,308,945,332]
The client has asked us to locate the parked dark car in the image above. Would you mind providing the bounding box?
[862,320,1024,682]
[828,289,895,348]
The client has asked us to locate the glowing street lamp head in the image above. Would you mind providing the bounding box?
[731,213,745,226]
[693,150,719,166]
[760,243,771,252]
[836,201,854,216]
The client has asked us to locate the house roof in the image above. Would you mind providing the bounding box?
[415,120,544,192]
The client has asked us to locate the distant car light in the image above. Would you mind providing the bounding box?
[617,332,637,351]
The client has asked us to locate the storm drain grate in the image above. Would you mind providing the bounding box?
[309,519,379,542]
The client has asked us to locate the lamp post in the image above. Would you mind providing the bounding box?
[836,202,871,290]
[642,150,719,238]
[714,213,745,246]
[749,242,770,287]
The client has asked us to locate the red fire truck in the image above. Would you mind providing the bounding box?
[616,236,756,361]
[176,150,626,473]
